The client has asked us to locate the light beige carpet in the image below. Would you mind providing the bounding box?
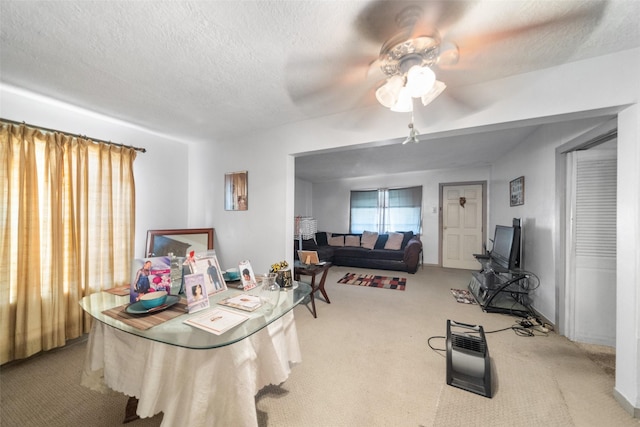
[434,354,574,426]
[1,265,636,427]
[0,337,162,426]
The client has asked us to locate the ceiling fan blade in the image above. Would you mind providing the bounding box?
[437,1,607,81]
[355,0,476,46]
[286,51,386,118]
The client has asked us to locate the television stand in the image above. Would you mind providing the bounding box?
[468,263,531,316]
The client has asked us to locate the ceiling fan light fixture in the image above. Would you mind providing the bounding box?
[405,65,436,98]
[375,75,404,108]
[421,80,447,107]
[390,86,413,112]
[375,39,444,112]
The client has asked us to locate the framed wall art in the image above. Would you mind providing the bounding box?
[224,171,248,211]
[510,176,525,206]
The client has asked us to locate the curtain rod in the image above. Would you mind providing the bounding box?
[1,118,147,153]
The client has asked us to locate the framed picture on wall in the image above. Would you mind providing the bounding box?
[224,171,248,211]
[510,176,525,206]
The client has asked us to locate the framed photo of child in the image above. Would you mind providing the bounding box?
[239,260,258,291]
[184,273,210,314]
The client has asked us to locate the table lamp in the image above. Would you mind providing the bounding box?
[295,216,317,251]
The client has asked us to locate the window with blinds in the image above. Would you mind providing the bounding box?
[350,186,422,234]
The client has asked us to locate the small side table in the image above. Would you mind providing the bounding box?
[294,261,332,318]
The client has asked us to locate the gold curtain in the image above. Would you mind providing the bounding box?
[0,122,136,364]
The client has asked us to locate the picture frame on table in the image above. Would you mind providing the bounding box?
[510,176,525,206]
[184,273,210,314]
[130,257,171,304]
[238,260,258,291]
[183,250,227,296]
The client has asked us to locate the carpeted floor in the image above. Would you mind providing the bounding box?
[337,272,406,290]
[434,353,575,426]
[1,265,634,427]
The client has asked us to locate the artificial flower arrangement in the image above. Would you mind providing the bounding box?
[270,260,292,287]
[270,260,289,273]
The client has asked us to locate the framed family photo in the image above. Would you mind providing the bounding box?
[510,176,525,206]
[225,171,248,211]
[184,250,227,296]
[130,256,171,304]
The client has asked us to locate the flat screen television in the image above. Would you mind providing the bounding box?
[490,224,521,271]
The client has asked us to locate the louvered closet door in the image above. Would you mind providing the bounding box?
[571,147,617,346]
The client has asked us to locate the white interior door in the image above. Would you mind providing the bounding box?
[442,184,483,269]
[566,144,617,346]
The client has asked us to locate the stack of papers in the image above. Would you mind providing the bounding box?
[183,307,249,335]
[218,294,262,312]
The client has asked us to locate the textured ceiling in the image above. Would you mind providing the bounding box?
[1,1,639,181]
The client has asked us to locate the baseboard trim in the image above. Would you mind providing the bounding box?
[614,388,640,418]
[1,333,88,368]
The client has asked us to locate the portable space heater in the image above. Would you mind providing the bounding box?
[446,320,492,398]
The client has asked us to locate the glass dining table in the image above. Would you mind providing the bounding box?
[80,282,311,426]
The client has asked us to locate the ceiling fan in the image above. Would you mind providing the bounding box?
[369,4,459,113]
[285,1,472,121]
[286,0,608,132]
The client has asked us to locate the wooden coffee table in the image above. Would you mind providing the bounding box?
[294,261,332,318]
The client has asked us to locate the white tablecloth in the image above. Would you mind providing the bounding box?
[81,311,301,427]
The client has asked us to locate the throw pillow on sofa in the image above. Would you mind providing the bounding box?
[384,232,404,250]
[399,231,415,249]
[316,232,328,246]
[345,235,360,247]
[361,231,378,250]
[328,234,345,247]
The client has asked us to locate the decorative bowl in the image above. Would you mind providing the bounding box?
[225,268,240,281]
[139,291,168,309]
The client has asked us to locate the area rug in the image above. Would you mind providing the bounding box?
[337,273,406,291]
[450,288,477,304]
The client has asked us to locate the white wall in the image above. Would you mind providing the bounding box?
[200,139,293,273]
[489,118,610,322]
[311,166,491,265]
[295,178,313,216]
[615,104,640,414]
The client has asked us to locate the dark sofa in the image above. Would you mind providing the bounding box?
[295,231,422,274]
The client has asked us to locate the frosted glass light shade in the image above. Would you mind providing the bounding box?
[421,80,447,106]
[406,65,436,98]
[390,86,413,112]
[375,75,404,108]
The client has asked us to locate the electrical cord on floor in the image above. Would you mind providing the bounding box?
[427,336,447,357]
[480,322,548,337]
[426,321,548,356]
